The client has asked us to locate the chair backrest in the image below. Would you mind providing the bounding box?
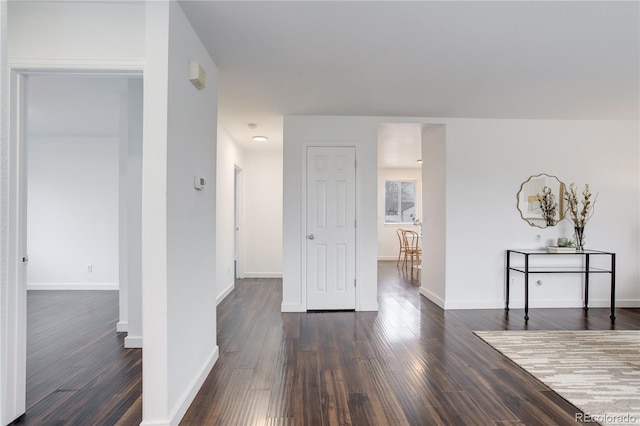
[396,228,408,249]
[403,230,420,250]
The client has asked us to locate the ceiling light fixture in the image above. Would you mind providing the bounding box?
[252,135,268,142]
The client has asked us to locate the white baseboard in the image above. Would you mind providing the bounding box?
[242,272,283,278]
[419,287,445,309]
[612,299,640,308]
[27,282,118,290]
[281,303,305,312]
[444,299,504,310]
[441,298,640,310]
[358,301,379,311]
[217,281,235,305]
[116,321,128,333]
[124,335,143,348]
[167,345,219,426]
[377,256,398,261]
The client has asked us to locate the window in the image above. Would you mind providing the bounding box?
[385,180,416,223]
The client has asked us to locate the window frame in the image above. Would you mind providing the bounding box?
[384,180,417,225]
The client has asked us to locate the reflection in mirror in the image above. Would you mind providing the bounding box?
[517,173,565,228]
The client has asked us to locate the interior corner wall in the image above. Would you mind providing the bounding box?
[142,2,219,424]
[242,149,283,278]
[27,136,119,289]
[419,125,446,308]
[216,127,243,303]
[377,167,422,260]
[282,116,378,312]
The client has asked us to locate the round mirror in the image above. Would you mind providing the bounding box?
[516,173,565,228]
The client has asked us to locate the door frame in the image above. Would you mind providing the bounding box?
[301,144,359,311]
[1,60,143,424]
[234,165,243,279]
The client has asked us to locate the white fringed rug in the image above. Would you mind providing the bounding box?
[474,330,640,425]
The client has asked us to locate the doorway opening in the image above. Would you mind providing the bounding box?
[6,68,144,423]
[376,123,423,281]
[234,165,242,279]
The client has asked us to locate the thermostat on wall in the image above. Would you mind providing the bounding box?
[194,176,207,190]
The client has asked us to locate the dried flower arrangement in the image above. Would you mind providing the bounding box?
[564,183,596,250]
[537,186,558,226]
[564,183,594,227]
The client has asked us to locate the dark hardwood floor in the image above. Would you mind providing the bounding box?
[23,261,639,425]
[23,290,141,425]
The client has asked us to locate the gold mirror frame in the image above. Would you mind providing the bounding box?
[516,173,565,228]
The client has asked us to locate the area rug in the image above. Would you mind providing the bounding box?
[474,330,640,425]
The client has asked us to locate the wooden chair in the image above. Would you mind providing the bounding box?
[402,230,421,271]
[396,228,408,267]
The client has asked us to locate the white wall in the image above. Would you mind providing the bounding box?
[143,2,218,424]
[216,127,243,302]
[443,118,639,309]
[243,149,283,278]
[377,167,422,260]
[283,116,379,312]
[284,115,640,312]
[8,1,144,62]
[27,136,119,289]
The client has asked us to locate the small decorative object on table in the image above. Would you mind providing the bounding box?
[564,182,596,251]
[548,237,576,253]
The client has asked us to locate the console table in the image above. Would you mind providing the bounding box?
[505,249,616,321]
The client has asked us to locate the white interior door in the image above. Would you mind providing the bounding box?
[306,146,356,310]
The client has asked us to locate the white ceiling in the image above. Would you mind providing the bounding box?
[25,2,639,169]
[179,0,639,157]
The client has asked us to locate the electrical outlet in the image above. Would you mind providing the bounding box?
[87,264,93,273]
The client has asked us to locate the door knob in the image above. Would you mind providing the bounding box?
[307,234,315,240]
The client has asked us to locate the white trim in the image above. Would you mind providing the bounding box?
[377,256,398,261]
[216,281,235,305]
[357,301,379,311]
[27,283,119,291]
[611,299,640,308]
[8,57,144,73]
[1,68,28,425]
[124,336,143,349]
[242,272,283,279]
[116,321,129,333]
[440,298,639,310]
[419,287,445,309]
[166,346,219,426]
[281,303,305,312]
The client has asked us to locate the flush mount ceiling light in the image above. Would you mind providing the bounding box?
[252,136,268,142]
